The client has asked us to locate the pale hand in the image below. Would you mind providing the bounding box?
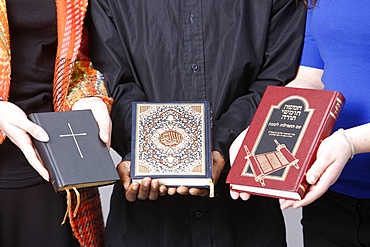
[280,131,350,210]
[0,97,111,182]
[0,101,50,180]
[72,97,112,149]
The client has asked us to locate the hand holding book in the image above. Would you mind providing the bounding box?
[169,151,225,197]
[226,86,345,201]
[72,96,112,148]
[229,126,351,206]
[0,97,113,184]
[0,100,50,181]
[120,150,225,201]
[29,109,119,193]
[130,102,214,198]
[280,128,355,209]
[117,160,167,201]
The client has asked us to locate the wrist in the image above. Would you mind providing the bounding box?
[336,128,355,161]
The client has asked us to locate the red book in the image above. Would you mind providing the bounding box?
[226,86,345,200]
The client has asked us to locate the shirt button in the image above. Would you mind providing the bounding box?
[189,14,195,23]
[195,210,203,218]
[191,64,198,73]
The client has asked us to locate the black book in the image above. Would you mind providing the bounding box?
[29,110,119,193]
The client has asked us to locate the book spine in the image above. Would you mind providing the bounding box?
[28,114,64,192]
[320,92,345,138]
[205,101,213,178]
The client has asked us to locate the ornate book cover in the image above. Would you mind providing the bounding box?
[226,86,345,200]
[29,110,119,193]
[131,102,214,196]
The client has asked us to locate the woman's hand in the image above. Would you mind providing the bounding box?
[280,130,351,209]
[72,97,112,148]
[0,101,50,180]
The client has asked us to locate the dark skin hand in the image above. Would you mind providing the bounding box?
[117,150,226,202]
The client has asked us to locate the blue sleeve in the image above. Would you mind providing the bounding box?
[300,8,324,69]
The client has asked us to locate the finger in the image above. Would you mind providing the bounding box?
[159,185,167,196]
[117,161,131,190]
[125,182,140,202]
[306,157,331,185]
[137,177,151,200]
[189,188,209,197]
[73,97,111,147]
[212,151,225,184]
[21,141,50,181]
[167,187,177,195]
[2,123,50,181]
[93,110,111,147]
[295,167,338,208]
[148,179,160,200]
[239,192,250,201]
[280,199,295,210]
[0,102,48,142]
[21,119,49,142]
[230,190,240,200]
[293,190,320,208]
[293,182,327,208]
[176,186,190,195]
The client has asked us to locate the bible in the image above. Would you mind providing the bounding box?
[131,102,214,197]
[29,110,119,193]
[226,86,345,200]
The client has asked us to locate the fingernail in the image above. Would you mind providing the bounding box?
[307,174,317,184]
[103,132,110,143]
[230,191,239,200]
[152,181,158,190]
[132,183,139,191]
[240,193,250,200]
[42,171,50,182]
[39,131,49,142]
[143,180,150,188]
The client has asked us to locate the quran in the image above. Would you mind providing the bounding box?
[131,102,214,197]
[226,86,345,200]
[29,110,119,193]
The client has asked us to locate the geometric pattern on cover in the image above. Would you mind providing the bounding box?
[137,104,205,175]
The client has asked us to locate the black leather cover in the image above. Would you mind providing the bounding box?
[29,110,119,192]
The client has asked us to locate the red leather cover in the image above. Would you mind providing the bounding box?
[226,86,345,200]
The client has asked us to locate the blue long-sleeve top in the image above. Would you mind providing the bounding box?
[301,0,370,198]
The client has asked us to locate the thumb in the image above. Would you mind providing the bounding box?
[212,151,225,184]
[306,158,329,184]
[24,120,49,142]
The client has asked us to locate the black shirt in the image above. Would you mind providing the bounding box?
[88,1,306,246]
[89,0,306,163]
[0,0,56,188]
